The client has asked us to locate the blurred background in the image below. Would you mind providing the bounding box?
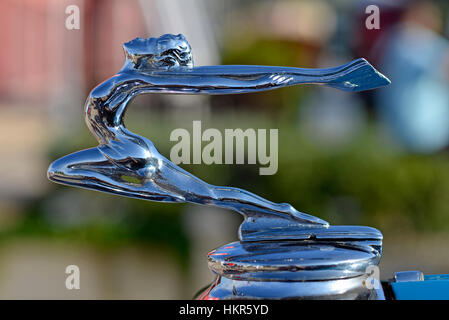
[1,0,449,299]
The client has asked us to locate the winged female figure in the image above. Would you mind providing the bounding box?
[48,34,390,241]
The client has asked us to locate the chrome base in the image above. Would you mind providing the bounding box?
[199,275,381,300]
[200,225,383,300]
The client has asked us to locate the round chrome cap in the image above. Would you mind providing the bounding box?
[208,226,382,282]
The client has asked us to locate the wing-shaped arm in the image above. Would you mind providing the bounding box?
[153,58,390,93]
[85,58,390,144]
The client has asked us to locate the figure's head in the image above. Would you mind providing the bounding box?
[123,34,193,70]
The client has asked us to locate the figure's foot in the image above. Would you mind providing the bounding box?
[279,203,329,226]
[237,203,328,241]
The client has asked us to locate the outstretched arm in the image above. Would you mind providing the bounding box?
[149,58,390,93]
[85,58,389,143]
[95,58,389,100]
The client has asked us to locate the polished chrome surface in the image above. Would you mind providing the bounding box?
[207,236,381,282]
[47,33,390,243]
[198,275,381,300]
[47,34,390,299]
[204,226,383,299]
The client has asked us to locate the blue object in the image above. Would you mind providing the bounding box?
[392,274,449,300]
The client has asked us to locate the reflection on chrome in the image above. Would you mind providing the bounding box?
[47,34,390,299]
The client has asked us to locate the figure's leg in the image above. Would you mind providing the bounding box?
[154,161,327,226]
[209,185,328,226]
[48,148,184,202]
[48,147,142,195]
[48,147,115,185]
[151,160,218,201]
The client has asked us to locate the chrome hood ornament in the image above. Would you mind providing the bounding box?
[47,34,390,299]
